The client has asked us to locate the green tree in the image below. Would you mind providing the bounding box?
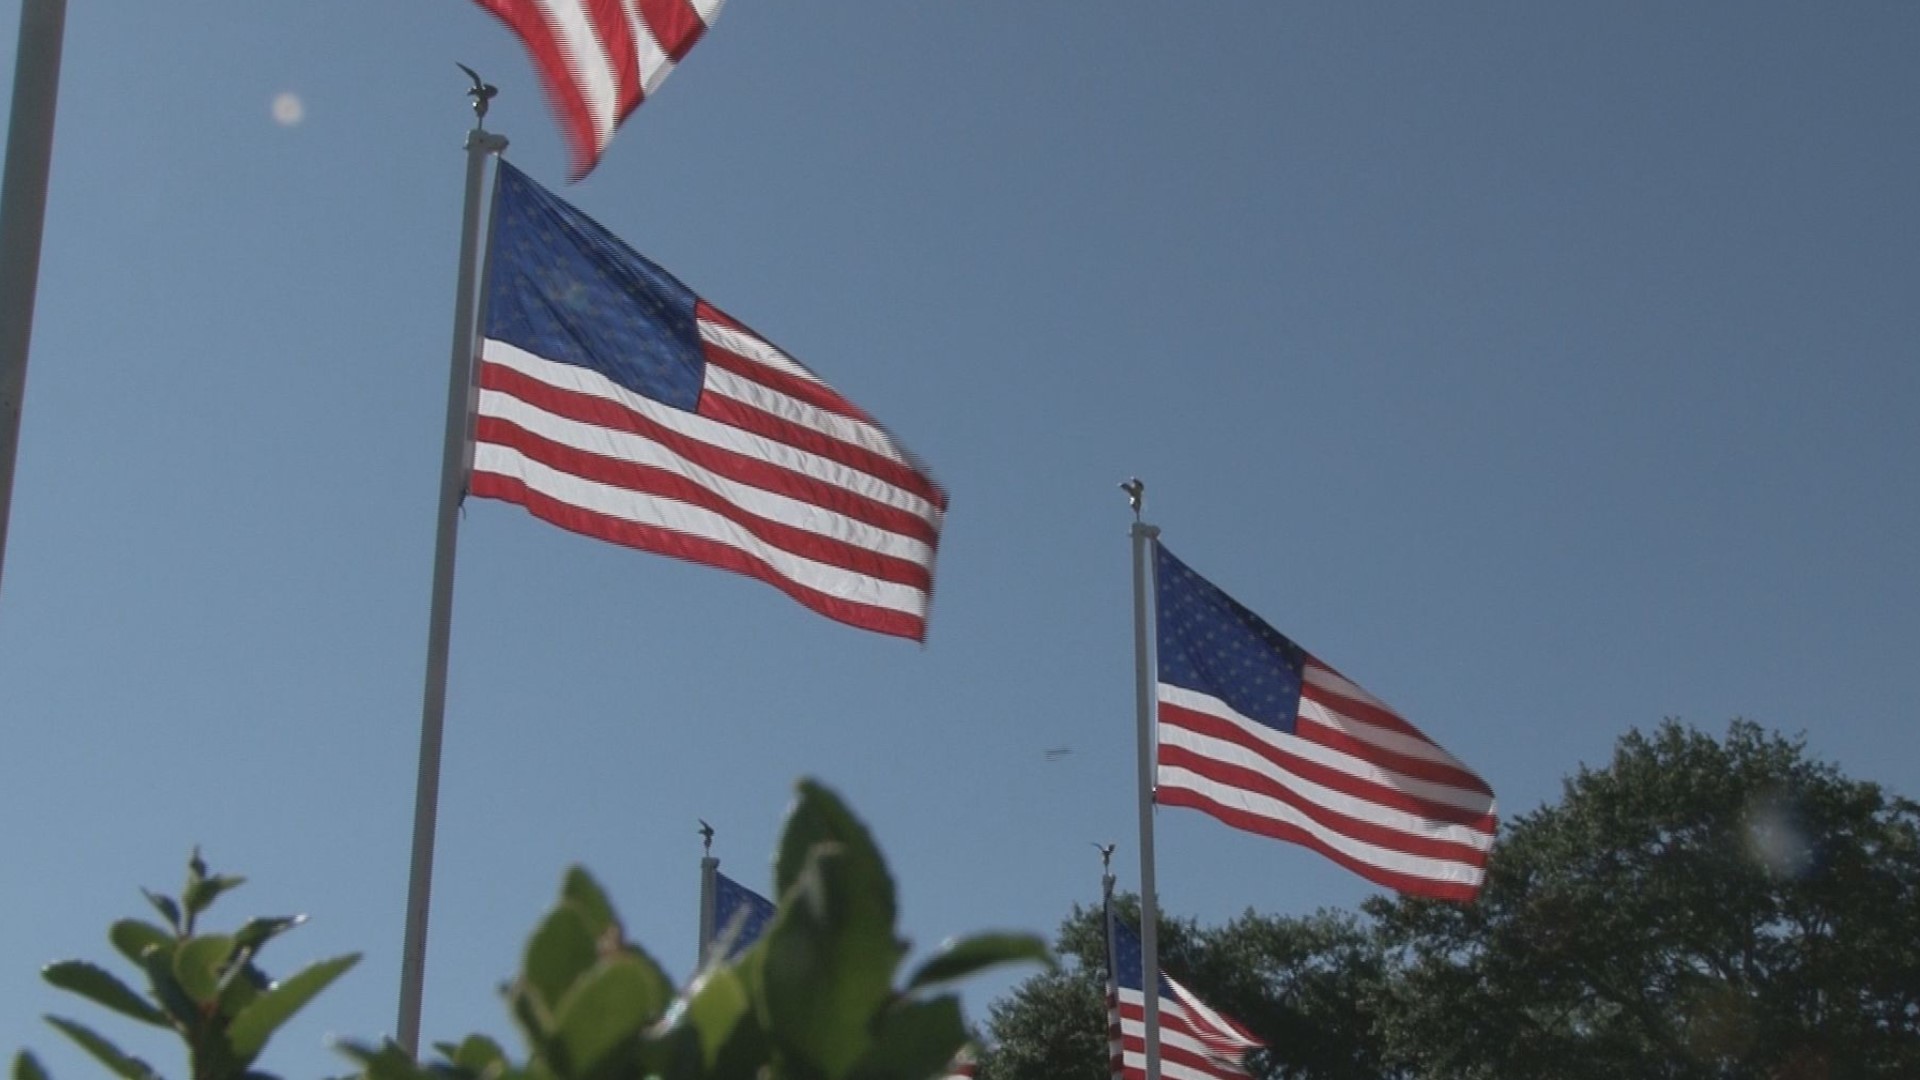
[980,897,1389,1080]
[982,721,1920,1080]
[1369,719,1920,1079]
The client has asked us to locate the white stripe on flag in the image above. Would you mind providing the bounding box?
[472,442,929,616]
[474,388,935,567]
[531,0,618,147]
[481,341,942,525]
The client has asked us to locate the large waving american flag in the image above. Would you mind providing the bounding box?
[469,0,724,179]
[473,162,945,640]
[1152,542,1496,901]
[1107,917,1261,1080]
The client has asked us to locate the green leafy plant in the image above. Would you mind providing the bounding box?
[16,850,359,1080]
[18,780,1049,1080]
[343,779,1051,1080]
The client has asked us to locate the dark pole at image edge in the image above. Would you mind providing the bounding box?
[0,0,68,601]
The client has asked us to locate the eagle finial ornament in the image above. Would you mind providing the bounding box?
[457,63,498,122]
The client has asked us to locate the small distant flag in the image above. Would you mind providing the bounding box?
[1107,917,1260,1080]
[1152,542,1497,901]
[475,162,946,640]
[468,0,724,178]
[704,870,775,961]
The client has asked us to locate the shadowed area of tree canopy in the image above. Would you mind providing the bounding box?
[979,720,1920,1080]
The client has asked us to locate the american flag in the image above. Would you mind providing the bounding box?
[1107,917,1261,1080]
[469,0,724,179]
[706,871,776,961]
[473,162,945,640]
[1152,543,1496,901]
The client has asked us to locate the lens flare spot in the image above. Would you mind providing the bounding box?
[272,92,305,127]
[1745,798,1812,879]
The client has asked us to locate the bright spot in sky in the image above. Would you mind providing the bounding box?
[272,92,305,127]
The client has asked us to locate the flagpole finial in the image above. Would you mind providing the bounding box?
[1120,477,1144,520]
[698,818,715,857]
[457,63,498,124]
[1093,841,1115,873]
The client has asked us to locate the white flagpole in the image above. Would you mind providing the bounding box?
[0,0,68,601]
[1124,479,1163,1080]
[396,79,507,1055]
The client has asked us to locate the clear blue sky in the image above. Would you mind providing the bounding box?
[2,3,1916,1075]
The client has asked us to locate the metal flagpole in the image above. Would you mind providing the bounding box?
[698,820,718,965]
[1123,478,1163,1080]
[396,73,507,1056]
[0,0,68,601]
[1099,843,1119,1080]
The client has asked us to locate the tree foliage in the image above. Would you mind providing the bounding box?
[982,720,1920,1080]
[1370,719,1920,1078]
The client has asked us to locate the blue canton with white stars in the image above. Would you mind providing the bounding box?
[712,872,776,961]
[1154,543,1307,735]
[485,161,706,412]
[1108,915,1176,998]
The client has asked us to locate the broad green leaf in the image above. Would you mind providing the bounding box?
[42,961,171,1028]
[550,955,671,1077]
[441,1033,510,1076]
[108,921,171,967]
[141,890,182,935]
[506,980,555,1053]
[139,944,199,1030]
[701,1006,774,1080]
[44,1016,159,1080]
[523,907,599,1014]
[171,934,234,1003]
[334,1039,440,1080]
[183,875,245,921]
[217,961,270,1019]
[231,916,305,956]
[903,932,1053,994]
[846,997,967,1080]
[560,868,620,946]
[12,1051,49,1080]
[226,952,359,1063]
[774,781,896,928]
[677,964,751,1067]
[763,782,907,1079]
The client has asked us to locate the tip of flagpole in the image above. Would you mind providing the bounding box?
[457,63,498,125]
[1120,477,1144,519]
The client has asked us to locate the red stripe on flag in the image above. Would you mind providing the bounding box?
[1154,785,1487,902]
[636,0,710,60]
[474,413,934,591]
[694,389,949,514]
[1295,713,1495,797]
[1115,1006,1256,1080]
[470,1,600,177]
[698,304,877,423]
[583,0,643,122]
[1163,703,1497,830]
[479,361,942,546]
[1157,739,1493,865]
[468,470,927,640]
